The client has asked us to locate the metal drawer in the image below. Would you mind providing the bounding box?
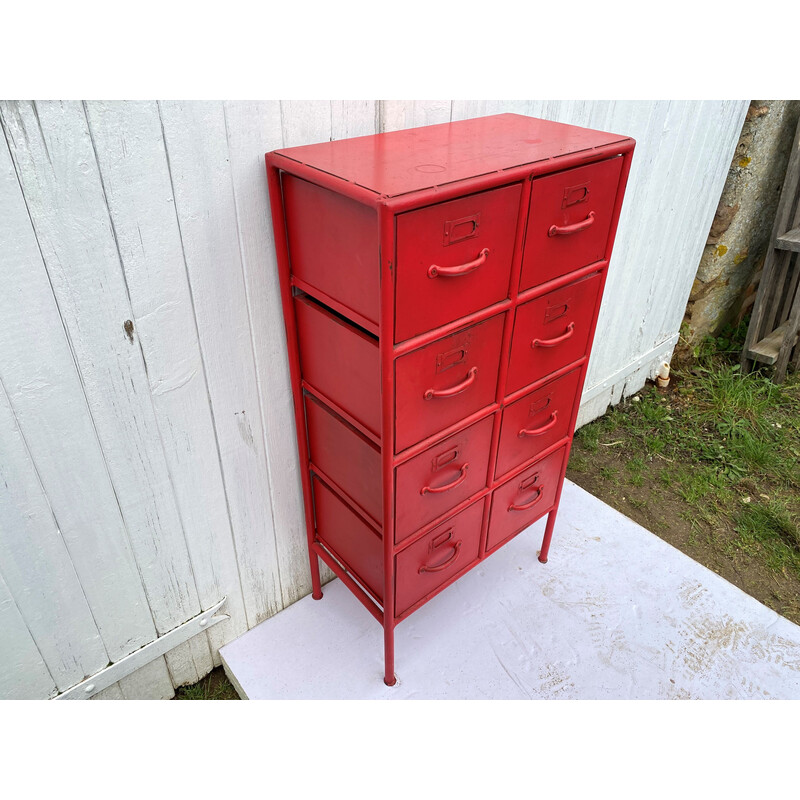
[486,446,566,553]
[395,184,521,342]
[520,157,623,291]
[313,477,383,602]
[506,272,602,394]
[395,313,505,452]
[283,174,380,326]
[294,294,381,438]
[395,414,493,544]
[395,498,484,617]
[495,368,581,479]
[305,394,381,525]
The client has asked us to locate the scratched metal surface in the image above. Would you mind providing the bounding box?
[221,480,800,700]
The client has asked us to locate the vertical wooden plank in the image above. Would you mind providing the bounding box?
[450,100,491,121]
[0,107,157,667]
[641,101,725,344]
[0,379,109,690]
[223,100,309,605]
[0,100,205,687]
[380,100,452,132]
[331,100,378,140]
[0,570,58,699]
[584,101,676,386]
[84,100,248,666]
[452,100,532,121]
[159,100,284,625]
[118,658,176,700]
[645,101,747,345]
[596,100,675,365]
[91,684,125,700]
[280,100,333,146]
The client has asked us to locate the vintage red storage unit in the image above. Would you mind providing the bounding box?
[266,113,634,685]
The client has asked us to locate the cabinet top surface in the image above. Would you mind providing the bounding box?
[270,113,632,198]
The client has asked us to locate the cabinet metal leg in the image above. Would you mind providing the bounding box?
[310,552,323,600]
[539,508,557,563]
[383,624,397,686]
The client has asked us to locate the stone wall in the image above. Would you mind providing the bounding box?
[679,100,800,355]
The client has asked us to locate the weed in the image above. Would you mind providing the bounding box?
[174,667,239,700]
[659,469,674,488]
[625,456,645,487]
[643,433,667,455]
[575,423,601,453]
[734,501,800,575]
[568,453,589,473]
[598,465,618,483]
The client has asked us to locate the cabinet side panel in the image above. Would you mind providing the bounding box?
[283,174,380,325]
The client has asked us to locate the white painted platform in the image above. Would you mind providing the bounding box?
[220,481,800,699]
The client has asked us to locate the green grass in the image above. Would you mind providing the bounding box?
[570,318,800,581]
[568,452,590,473]
[174,667,240,700]
[625,456,646,486]
[598,465,618,483]
[733,500,800,573]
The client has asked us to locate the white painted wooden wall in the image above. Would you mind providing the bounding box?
[0,100,747,699]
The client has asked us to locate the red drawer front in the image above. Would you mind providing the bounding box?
[506,272,602,394]
[495,368,581,479]
[313,477,383,602]
[295,294,381,437]
[520,157,623,291]
[305,394,381,525]
[395,313,505,453]
[283,174,380,325]
[395,414,493,544]
[486,447,566,552]
[395,184,521,342]
[395,498,484,616]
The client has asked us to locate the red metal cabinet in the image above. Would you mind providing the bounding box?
[266,113,634,685]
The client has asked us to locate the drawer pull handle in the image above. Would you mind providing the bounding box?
[548,211,595,237]
[509,487,543,512]
[420,463,469,495]
[419,540,462,573]
[531,322,575,348]
[428,247,489,278]
[424,366,478,400]
[518,411,559,438]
